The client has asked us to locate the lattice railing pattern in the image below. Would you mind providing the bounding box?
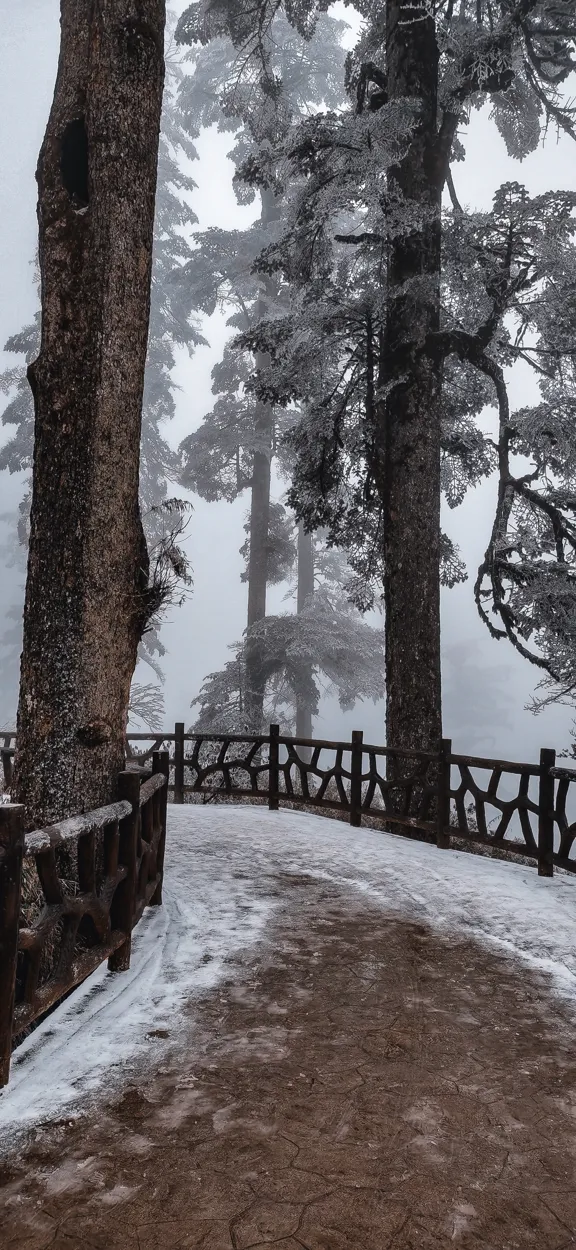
[0,752,169,1087]
[125,733,171,766]
[550,764,576,871]
[16,798,134,1036]
[276,739,354,810]
[8,726,576,873]
[182,735,270,798]
[86,726,576,875]
[360,746,438,832]
[134,770,168,917]
[268,738,438,835]
[448,756,542,856]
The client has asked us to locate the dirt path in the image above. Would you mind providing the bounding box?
[2,871,576,1249]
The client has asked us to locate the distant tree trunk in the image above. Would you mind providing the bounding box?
[244,398,272,729]
[377,0,444,757]
[295,523,314,739]
[12,0,166,828]
[244,189,278,731]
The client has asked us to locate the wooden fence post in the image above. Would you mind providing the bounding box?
[0,804,24,1087]
[436,738,452,850]
[269,724,280,811]
[350,730,363,828]
[109,771,140,972]
[1,747,12,792]
[538,747,556,878]
[150,751,169,906]
[174,722,185,804]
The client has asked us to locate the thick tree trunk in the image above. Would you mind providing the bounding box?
[295,523,314,739]
[244,189,277,731]
[12,0,166,827]
[377,0,443,756]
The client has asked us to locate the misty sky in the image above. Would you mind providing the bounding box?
[1,0,575,759]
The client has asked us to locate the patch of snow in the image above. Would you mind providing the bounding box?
[2,804,576,1148]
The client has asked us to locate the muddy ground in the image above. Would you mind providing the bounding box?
[1,872,576,1249]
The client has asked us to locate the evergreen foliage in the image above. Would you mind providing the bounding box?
[178,0,576,739]
[176,7,387,733]
[192,534,385,733]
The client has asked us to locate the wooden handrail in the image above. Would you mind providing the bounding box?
[139,771,168,807]
[24,800,133,855]
[3,732,565,780]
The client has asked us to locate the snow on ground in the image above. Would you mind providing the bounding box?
[2,803,576,1147]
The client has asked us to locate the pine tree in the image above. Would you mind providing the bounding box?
[12,0,168,826]
[251,182,576,734]
[0,24,200,732]
[191,530,385,734]
[216,0,576,754]
[175,7,348,729]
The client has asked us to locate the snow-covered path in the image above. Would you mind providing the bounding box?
[2,803,576,1145]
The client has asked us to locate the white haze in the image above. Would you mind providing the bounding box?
[0,0,575,760]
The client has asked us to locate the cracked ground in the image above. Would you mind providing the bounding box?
[1,872,576,1249]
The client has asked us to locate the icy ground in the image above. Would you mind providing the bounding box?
[2,804,576,1147]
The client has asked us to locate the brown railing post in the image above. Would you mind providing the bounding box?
[0,804,24,1087]
[109,771,140,972]
[150,751,169,906]
[174,721,185,804]
[350,730,363,828]
[538,747,556,877]
[1,747,12,792]
[436,738,452,850]
[269,724,280,811]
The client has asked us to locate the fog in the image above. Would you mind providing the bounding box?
[0,0,575,759]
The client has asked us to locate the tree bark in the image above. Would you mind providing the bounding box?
[244,189,277,731]
[295,523,314,739]
[12,0,166,828]
[244,402,272,729]
[377,0,443,756]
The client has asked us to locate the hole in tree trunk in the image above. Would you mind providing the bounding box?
[60,117,89,207]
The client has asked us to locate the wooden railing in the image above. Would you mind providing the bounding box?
[3,728,576,877]
[119,723,576,877]
[0,751,168,1087]
[4,728,576,878]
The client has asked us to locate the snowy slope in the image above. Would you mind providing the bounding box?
[1,804,576,1145]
